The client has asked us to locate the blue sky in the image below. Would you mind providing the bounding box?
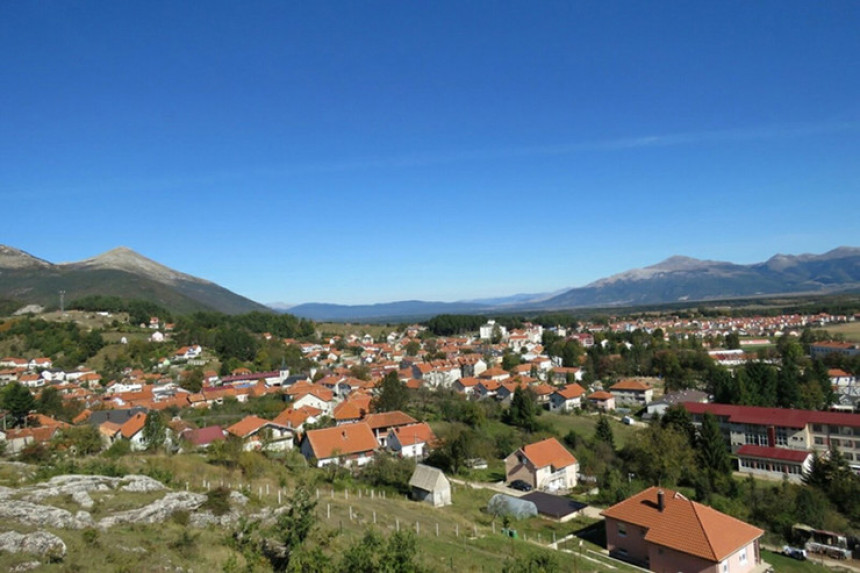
[2,1,858,305]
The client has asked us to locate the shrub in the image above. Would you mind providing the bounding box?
[203,487,233,517]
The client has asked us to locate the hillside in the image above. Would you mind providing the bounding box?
[0,246,270,315]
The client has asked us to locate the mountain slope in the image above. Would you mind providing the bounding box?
[538,247,860,309]
[286,247,860,320]
[0,246,270,315]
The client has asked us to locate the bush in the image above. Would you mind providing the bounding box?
[203,487,233,517]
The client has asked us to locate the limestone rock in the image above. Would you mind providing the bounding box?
[0,530,67,560]
[0,500,93,529]
[98,491,206,529]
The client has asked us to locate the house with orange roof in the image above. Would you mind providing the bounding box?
[273,406,322,433]
[610,379,654,407]
[291,385,336,415]
[474,379,503,400]
[452,377,481,396]
[333,400,366,425]
[388,422,436,459]
[505,437,578,493]
[550,366,583,384]
[587,390,616,411]
[479,367,511,382]
[226,415,293,451]
[363,411,417,447]
[5,425,65,455]
[119,412,149,451]
[549,383,586,412]
[601,487,766,573]
[300,422,378,467]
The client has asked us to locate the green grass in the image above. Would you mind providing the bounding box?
[761,549,842,573]
[824,321,860,343]
[541,411,639,448]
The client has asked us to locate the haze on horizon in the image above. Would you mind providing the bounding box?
[2,2,858,305]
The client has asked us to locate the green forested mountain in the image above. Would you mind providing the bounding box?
[0,245,269,316]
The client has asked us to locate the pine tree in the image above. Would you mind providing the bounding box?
[697,412,730,475]
[594,414,615,449]
[2,382,35,426]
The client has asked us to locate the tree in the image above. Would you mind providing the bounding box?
[142,411,167,452]
[373,371,409,412]
[36,386,65,420]
[725,331,741,350]
[405,340,421,356]
[660,405,696,446]
[54,425,103,455]
[340,529,425,573]
[697,412,731,492]
[2,382,35,426]
[594,414,615,449]
[503,386,539,432]
[263,483,318,572]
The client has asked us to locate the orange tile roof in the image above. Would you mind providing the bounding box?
[274,406,322,429]
[588,390,613,400]
[73,409,93,425]
[333,400,365,421]
[601,487,763,562]
[556,383,586,399]
[390,422,436,446]
[520,437,577,470]
[226,415,270,438]
[305,422,378,459]
[120,412,147,439]
[610,379,652,391]
[363,411,416,430]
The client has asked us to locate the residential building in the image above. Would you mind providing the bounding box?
[300,422,378,467]
[602,487,766,573]
[549,383,586,412]
[684,402,860,475]
[505,437,578,493]
[610,379,654,407]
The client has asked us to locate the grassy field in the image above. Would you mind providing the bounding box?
[541,411,640,449]
[824,321,860,343]
[0,454,638,572]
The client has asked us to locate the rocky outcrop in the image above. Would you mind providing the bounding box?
[0,531,67,560]
[0,500,93,529]
[15,474,165,504]
[98,491,206,529]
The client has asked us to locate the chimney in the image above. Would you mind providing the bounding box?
[657,489,665,512]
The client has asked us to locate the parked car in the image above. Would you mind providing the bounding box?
[509,479,533,492]
[782,545,807,561]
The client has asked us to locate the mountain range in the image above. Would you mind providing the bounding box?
[285,247,860,320]
[0,246,269,315]
[0,245,858,320]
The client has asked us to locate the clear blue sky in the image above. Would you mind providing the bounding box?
[2,1,859,305]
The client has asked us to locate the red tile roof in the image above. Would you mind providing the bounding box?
[305,422,377,459]
[610,379,652,391]
[226,415,269,438]
[684,402,860,429]
[520,437,577,470]
[390,422,436,446]
[120,412,147,439]
[602,487,763,562]
[555,383,585,399]
[363,411,417,430]
[736,445,812,463]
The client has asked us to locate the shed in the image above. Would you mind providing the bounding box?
[409,464,452,507]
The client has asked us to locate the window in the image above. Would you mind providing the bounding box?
[776,427,788,446]
[739,548,748,565]
[812,424,823,433]
[617,523,627,537]
[814,437,825,446]
[722,562,729,573]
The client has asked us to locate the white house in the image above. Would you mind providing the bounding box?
[505,437,579,493]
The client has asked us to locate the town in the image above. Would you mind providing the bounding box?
[0,303,859,572]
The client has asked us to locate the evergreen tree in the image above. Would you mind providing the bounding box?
[2,382,35,426]
[697,412,730,475]
[594,414,615,449]
[142,411,167,452]
[504,386,539,432]
[373,371,409,412]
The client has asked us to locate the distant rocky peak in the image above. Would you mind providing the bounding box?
[0,245,52,269]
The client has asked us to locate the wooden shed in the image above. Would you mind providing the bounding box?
[409,464,452,507]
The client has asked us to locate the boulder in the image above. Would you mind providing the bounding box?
[0,500,93,529]
[98,492,206,529]
[0,530,67,560]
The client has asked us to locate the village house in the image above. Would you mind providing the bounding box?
[300,422,378,467]
[363,411,417,447]
[602,487,767,573]
[505,437,578,493]
[610,379,654,408]
[226,415,293,451]
[388,422,436,459]
[587,390,616,411]
[549,383,586,412]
